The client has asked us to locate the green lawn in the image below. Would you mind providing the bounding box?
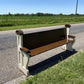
[0,22,79,31]
[0,15,84,31]
[21,50,84,84]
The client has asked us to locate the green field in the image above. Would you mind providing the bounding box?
[21,50,84,84]
[0,15,84,31]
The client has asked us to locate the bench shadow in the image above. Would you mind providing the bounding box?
[28,49,77,75]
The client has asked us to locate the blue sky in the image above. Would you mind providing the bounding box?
[0,0,84,14]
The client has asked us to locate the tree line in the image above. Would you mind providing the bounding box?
[0,12,83,16]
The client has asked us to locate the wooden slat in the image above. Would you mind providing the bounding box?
[30,39,73,56]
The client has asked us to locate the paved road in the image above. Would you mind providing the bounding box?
[0,23,84,84]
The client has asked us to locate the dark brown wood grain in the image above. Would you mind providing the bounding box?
[29,39,73,56]
[23,28,67,50]
[20,39,73,56]
[16,30,23,35]
[65,24,71,28]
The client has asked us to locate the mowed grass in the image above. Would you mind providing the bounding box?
[0,15,84,31]
[21,50,84,84]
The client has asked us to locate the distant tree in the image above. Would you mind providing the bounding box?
[45,13,54,16]
[76,13,80,16]
[14,13,20,16]
[59,13,63,16]
[25,13,29,16]
[70,14,74,16]
[8,12,12,16]
[31,13,35,16]
[36,13,44,16]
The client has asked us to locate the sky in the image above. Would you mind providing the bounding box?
[0,0,84,15]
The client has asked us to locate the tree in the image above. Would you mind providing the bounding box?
[8,12,12,16]
[59,13,63,16]
[36,13,44,16]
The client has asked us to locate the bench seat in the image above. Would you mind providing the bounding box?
[21,39,73,56]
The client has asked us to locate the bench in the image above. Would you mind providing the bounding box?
[16,24,75,76]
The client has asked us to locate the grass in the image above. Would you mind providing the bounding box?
[0,22,79,31]
[21,50,84,84]
[0,15,84,31]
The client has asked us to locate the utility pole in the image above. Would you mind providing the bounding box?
[75,0,78,16]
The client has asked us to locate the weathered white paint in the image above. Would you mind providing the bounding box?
[66,27,75,51]
[16,34,30,76]
[66,27,70,40]
[62,27,70,50]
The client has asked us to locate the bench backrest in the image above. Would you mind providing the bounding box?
[23,28,67,49]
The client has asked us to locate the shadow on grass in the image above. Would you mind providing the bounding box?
[28,50,77,75]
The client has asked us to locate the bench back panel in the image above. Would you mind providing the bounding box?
[23,28,67,49]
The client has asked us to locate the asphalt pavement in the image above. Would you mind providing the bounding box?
[0,23,84,84]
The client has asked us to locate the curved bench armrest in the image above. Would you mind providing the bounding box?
[68,35,75,39]
[20,47,31,53]
[68,35,75,43]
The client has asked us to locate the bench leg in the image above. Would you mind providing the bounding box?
[62,44,66,50]
[62,41,74,52]
[18,50,30,76]
[66,41,74,52]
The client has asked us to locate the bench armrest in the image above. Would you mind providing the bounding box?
[68,35,75,39]
[20,47,31,53]
[68,35,75,42]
